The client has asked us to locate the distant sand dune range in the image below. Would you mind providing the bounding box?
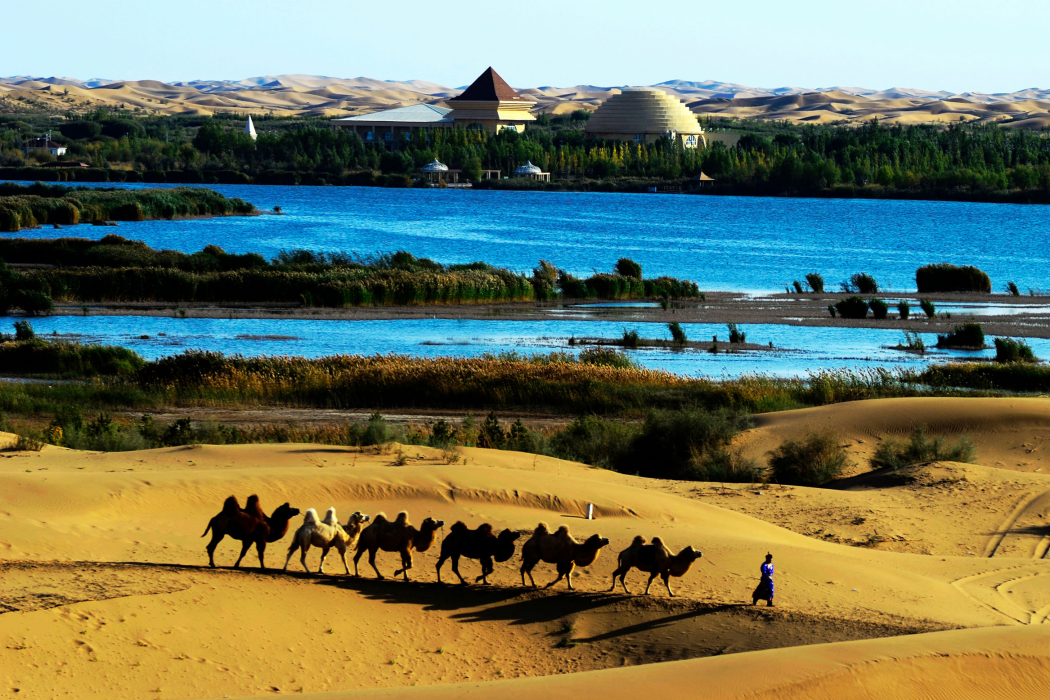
[2,75,1047,126]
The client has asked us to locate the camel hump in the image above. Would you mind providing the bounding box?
[555,525,571,537]
[245,495,265,518]
[395,511,409,525]
[303,508,319,525]
[631,535,646,546]
[322,507,338,525]
[372,512,388,524]
[450,521,469,534]
[651,536,665,547]
[477,523,494,536]
[533,522,550,537]
[221,496,241,516]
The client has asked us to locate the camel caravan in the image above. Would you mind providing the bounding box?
[201,495,703,595]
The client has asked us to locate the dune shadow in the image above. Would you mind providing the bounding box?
[575,604,740,643]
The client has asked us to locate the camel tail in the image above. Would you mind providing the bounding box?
[201,518,214,538]
[302,508,319,525]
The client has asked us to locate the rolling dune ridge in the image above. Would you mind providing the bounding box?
[1,397,1049,699]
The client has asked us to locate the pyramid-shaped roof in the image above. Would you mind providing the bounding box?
[449,67,532,103]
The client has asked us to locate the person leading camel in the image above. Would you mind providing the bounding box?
[519,523,609,590]
[284,507,370,575]
[436,522,520,585]
[353,511,444,580]
[752,553,774,606]
[609,536,702,596]
[201,495,300,570]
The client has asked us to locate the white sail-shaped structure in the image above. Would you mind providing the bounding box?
[245,115,257,140]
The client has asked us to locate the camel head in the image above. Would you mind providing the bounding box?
[412,517,445,553]
[494,529,521,563]
[666,546,703,577]
[582,534,611,553]
[346,511,370,526]
[678,546,702,562]
[420,517,444,533]
[270,503,300,522]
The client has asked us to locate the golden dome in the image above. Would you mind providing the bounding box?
[585,88,703,141]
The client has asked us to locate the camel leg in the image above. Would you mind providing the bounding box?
[663,573,674,597]
[283,540,299,571]
[611,567,632,594]
[352,548,364,577]
[451,554,467,585]
[368,547,384,579]
[256,541,267,570]
[546,562,572,589]
[644,572,658,595]
[476,556,493,585]
[435,553,448,583]
[299,543,311,573]
[233,539,252,568]
[393,550,413,580]
[206,533,224,568]
[337,542,350,575]
[520,560,537,587]
[565,562,576,590]
[318,545,330,575]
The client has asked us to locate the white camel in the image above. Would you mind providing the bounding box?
[284,507,370,575]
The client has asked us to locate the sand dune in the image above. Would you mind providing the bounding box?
[2,74,1045,126]
[1,397,1049,698]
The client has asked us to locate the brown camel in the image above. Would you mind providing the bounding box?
[201,495,300,570]
[519,523,610,590]
[609,536,702,596]
[353,511,444,580]
[436,522,521,585]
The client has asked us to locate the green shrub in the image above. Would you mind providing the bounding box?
[13,290,53,315]
[915,264,991,293]
[13,320,34,341]
[727,323,746,343]
[868,298,888,320]
[767,430,850,486]
[900,331,926,354]
[844,273,878,294]
[1007,282,1020,297]
[919,299,936,319]
[614,258,642,280]
[361,412,391,446]
[806,273,824,293]
[792,280,803,294]
[668,322,687,346]
[936,323,985,349]
[870,427,977,469]
[994,338,1036,363]
[622,329,640,348]
[619,408,753,480]
[918,362,1050,392]
[0,339,145,376]
[897,301,910,319]
[578,347,638,369]
[827,305,837,318]
[835,296,869,319]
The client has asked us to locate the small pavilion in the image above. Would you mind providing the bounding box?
[513,161,550,182]
[420,158,460,184]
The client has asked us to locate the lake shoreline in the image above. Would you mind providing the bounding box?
[39,290,1050,339]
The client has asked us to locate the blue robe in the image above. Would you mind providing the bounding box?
[753,562,774,601]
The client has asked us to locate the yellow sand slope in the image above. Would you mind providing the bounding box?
[1,397,1049,699]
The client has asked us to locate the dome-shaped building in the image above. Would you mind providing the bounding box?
[585,88,706,148]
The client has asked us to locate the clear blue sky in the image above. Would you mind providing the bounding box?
[2,0,1047,94]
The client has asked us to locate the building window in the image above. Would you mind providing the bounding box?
[365,131,374,141]
[633,134,644,144]
[383,132,393,142]
[684,135,698,147]
[502,125,518,133]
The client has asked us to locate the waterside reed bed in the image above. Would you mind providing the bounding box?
[0,183,255,232]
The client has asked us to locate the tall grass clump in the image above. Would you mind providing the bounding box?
[792,280,803,294]
[870,427,977,469]
[0,338,145,376]
[918,362,1050,392]
[805,273,824,294]
[915,264,991,293]
[868,298,888,320]
[936,323,985,349]
[919,299,936,319]
[621,329,640,349]
[766,431,850,486]
[668,322,687,346]
[899,331,926,354]
[897,301,910,319]
[994,338,1036,363]
[843,273,878,294]
[727,323,746,343]
[1007,282,1020,297]
[835,296,869,319]
[614,258,642,280]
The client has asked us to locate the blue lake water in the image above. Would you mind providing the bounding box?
[8,182,1050,294]
[15,314,1049,379]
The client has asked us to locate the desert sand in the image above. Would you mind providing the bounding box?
[2,74,1048,128]
[1,397,1049,699]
